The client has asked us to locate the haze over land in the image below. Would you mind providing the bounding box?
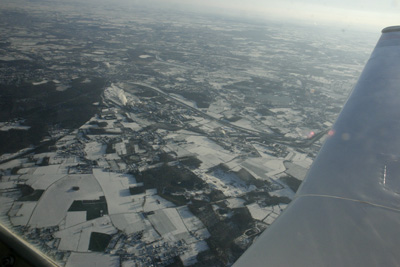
[0,0,378,266]
[115,0,399,31]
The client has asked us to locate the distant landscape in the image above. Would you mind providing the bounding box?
[0,0,376,266]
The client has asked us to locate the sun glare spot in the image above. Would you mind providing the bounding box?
[342,132,351,141]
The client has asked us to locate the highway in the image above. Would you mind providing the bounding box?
[127,82,326,147]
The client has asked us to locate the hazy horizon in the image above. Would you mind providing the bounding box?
[127,0,399,32]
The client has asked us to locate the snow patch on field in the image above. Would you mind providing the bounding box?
[246,203,288,225]
[180,240,209,266]
[177,206,205,232]
[143,194,175,212]
[55,215,116,252]
[110,213,147,234]
[0,158,28,170]
[270,187,295,199]
[9,202,37,226]
[231,119,259,132]
[65,211,87,228]
[28,174,103,227]
[0,125,31,131]
[33,165,66,175]
[182,135,236,169]
[93,169,137,215]
[66,252,119,267]
[32,80,48,85]
[246,203,270,221]
[24,174,67,190]
[121,121,142,131]
[147,208,189,242]
[84,142,106,160]
[169,93,198,108]
[225,198,246,208]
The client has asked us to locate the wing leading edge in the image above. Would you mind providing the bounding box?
[235,26,400,266]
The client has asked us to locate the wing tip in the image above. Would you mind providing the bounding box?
[382,26,400,33]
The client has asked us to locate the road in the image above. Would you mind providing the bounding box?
[127,82,326,147]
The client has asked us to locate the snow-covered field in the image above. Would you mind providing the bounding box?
[66,252,119,267]
[121,121,142,131]
[180,240,209,266]
[182,135,236,169]
[24,173,67,190]
[231,119,260,133]
[205,168,251,197]
[93,169,137,215]
[64,211,86,229]
[270,187,295,199]
[110,213,147,234]
[84,142,106,160]
[225,197,246,208]
[148,208,187,238]
[247,203,287,225]
[9,202,37,226]
[169,93,198,108]
[285,149,313,169]
[55,215,116,252]
[0,158,28,170]
[28,174,103,227]
[177,206,206,232]
[143,191,175,212]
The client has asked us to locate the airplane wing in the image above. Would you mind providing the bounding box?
[234,26,400,266]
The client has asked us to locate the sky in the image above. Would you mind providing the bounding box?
[144,0,399,32]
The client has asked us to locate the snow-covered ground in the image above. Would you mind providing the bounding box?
[231,118,260,133]
[93,169,137,215]
[0,158,28,170]
[64,211,86,229]
[115,142,127,156]
[148,208,187,239]
[104,83,130,106]
[24,173,67,190]
[177,206,206,232]
[247,203,287,225]
[169,93,198,108]
[110,213,147,234]
[246,203,271,221]
[239,157,286,181]
[28,174,103,227]
[66,252,119,267]
[121,121,142,131]
[270,187,295,199]
[165,131,237,169]
[180,240,209,266]
[225,197,246,208]
[205,168,251,197]
[9,202,37,226]
[84,142,106,161]
[143,192,175,212]
[0,125,30,131]
[55,215,116,252]
[32,80,48,85]
[182,135,236,169]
